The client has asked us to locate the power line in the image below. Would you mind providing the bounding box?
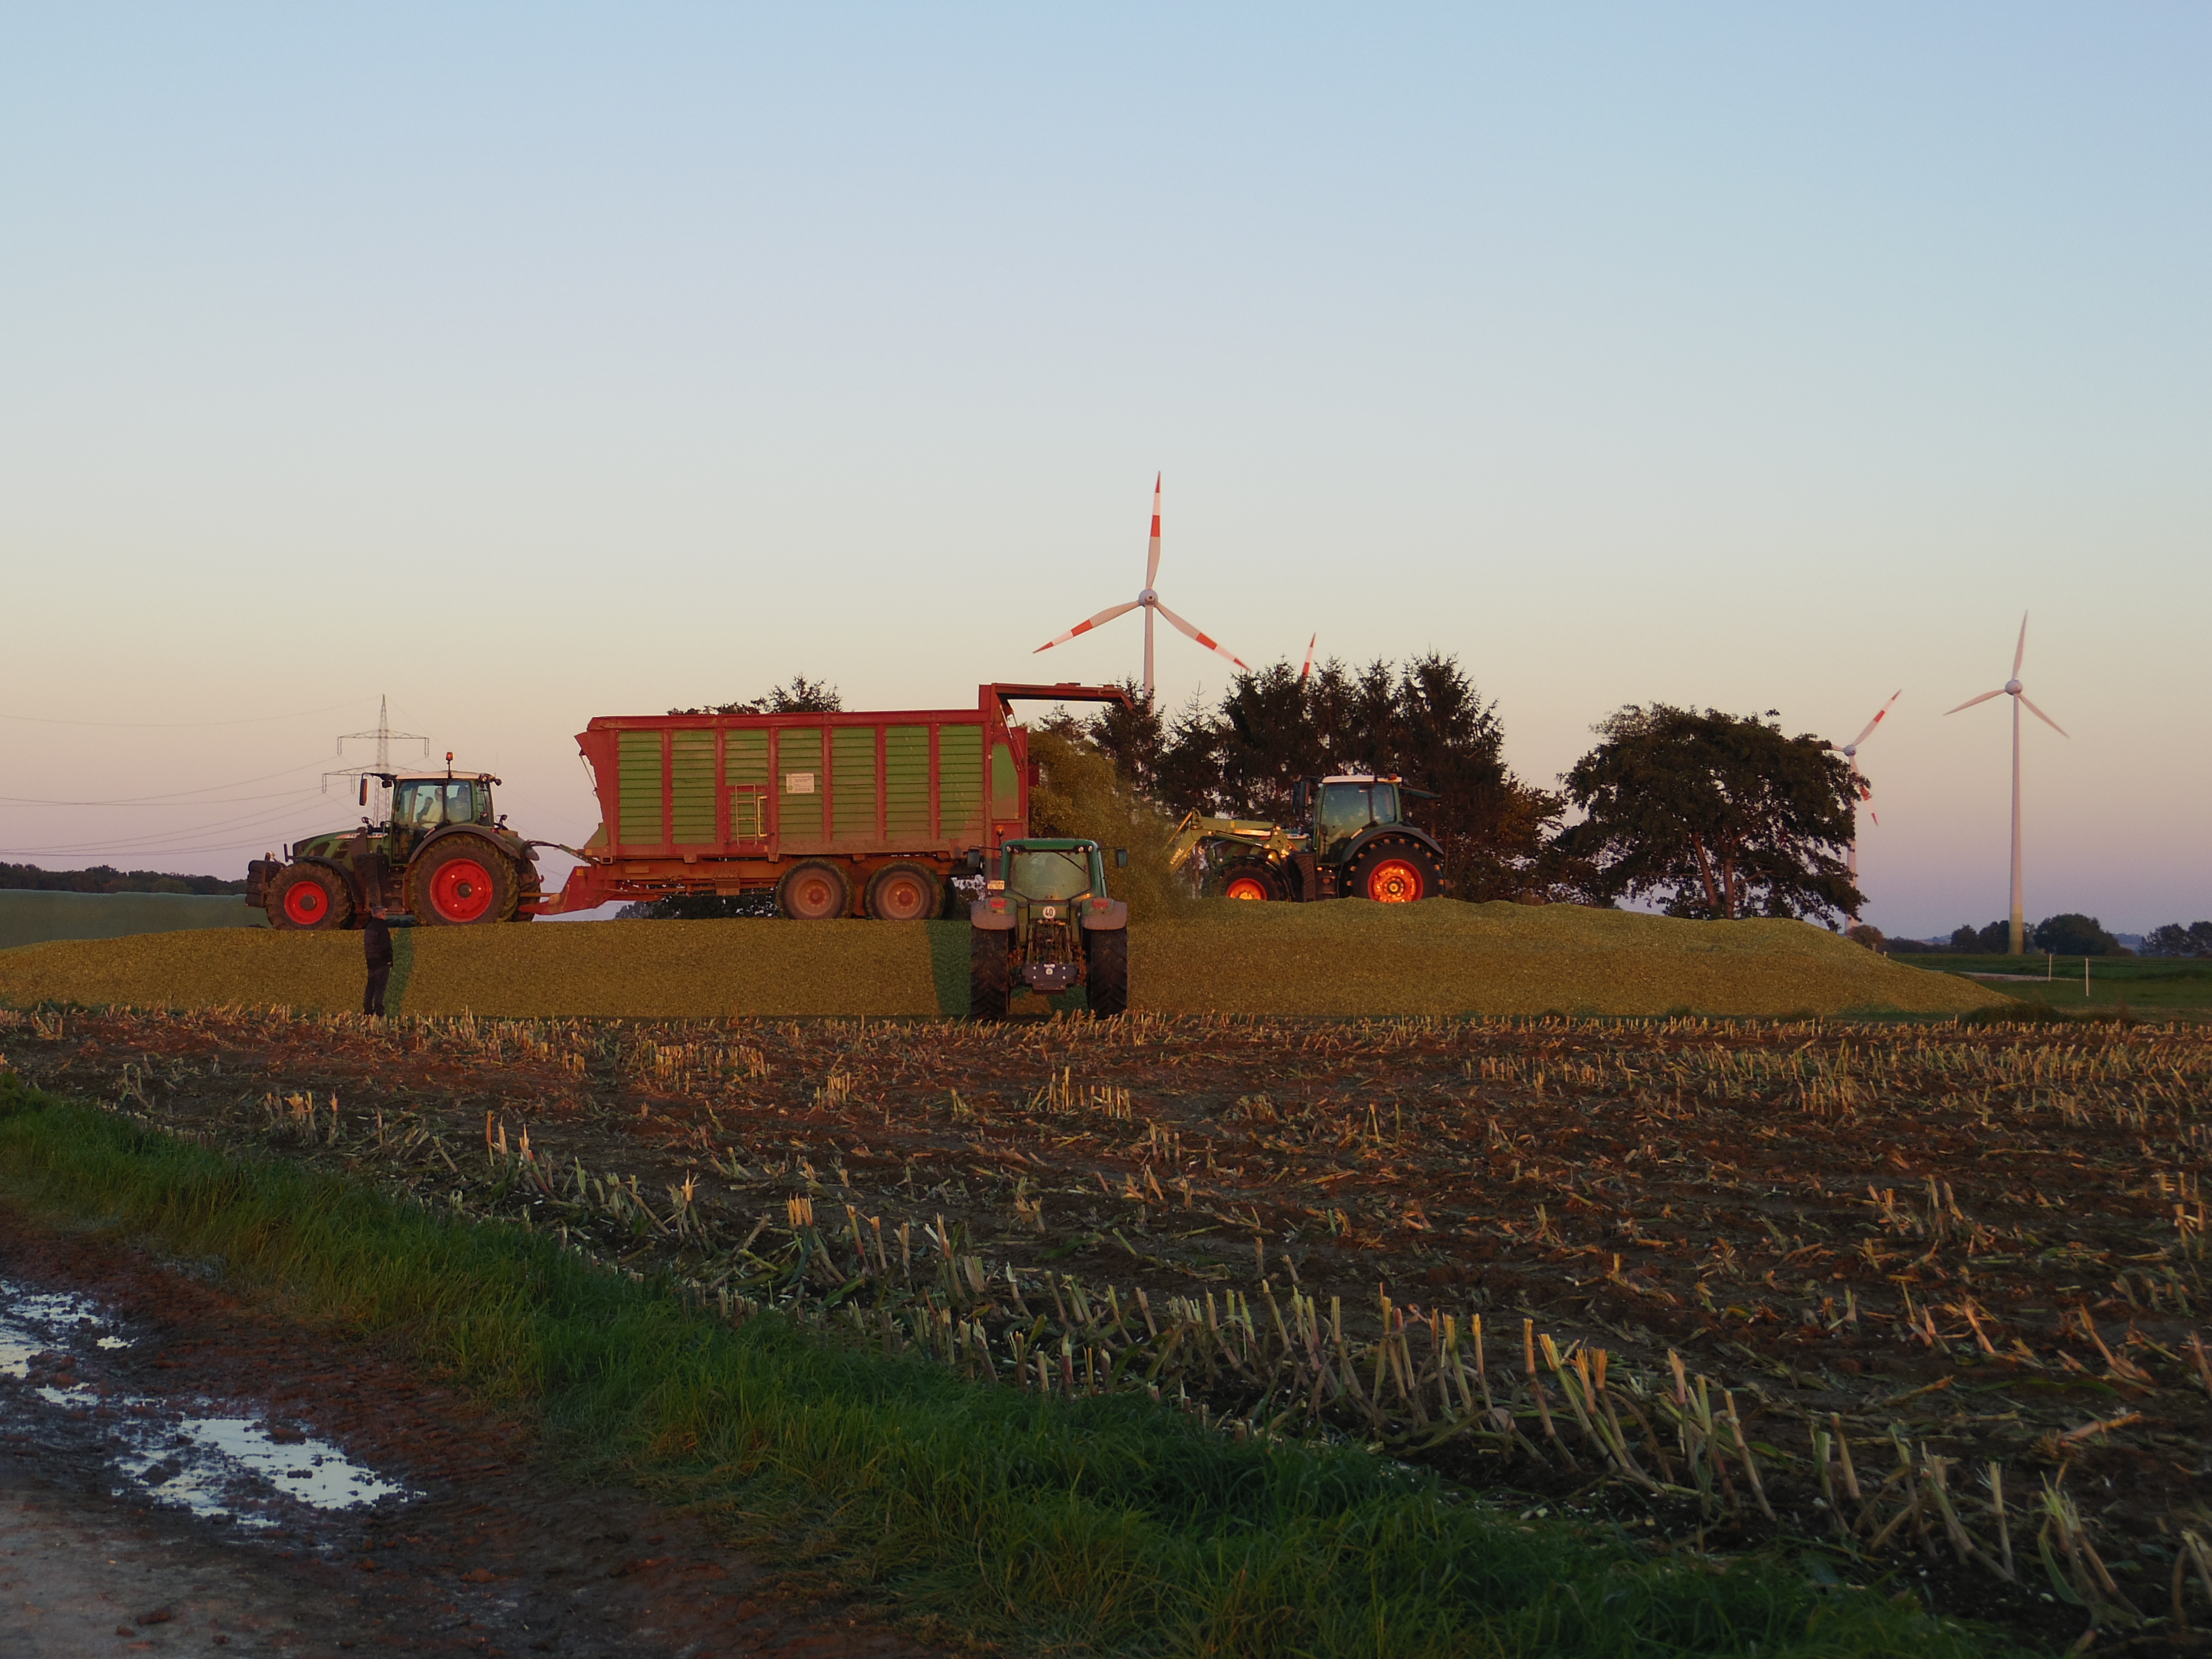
[0,697,373,729]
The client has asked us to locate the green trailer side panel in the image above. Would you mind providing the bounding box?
[831,727,878,842]
[778,728,825,848]
[885,726,930,837]
[671,731,716,845]
[725,729,769,841]
[989,741,1019,820]
[937,724,984,841]
[617,731,665,847]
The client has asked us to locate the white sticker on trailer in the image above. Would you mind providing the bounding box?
[784,771,816,794]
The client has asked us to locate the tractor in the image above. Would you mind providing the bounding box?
[247,766,546,930]
[1167,773,1446,904]
[968,838,1129,1019]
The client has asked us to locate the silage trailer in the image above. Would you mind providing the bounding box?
[545,682,1129,921]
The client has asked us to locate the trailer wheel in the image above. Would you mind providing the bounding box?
[1352,839,1439,904]
[412,841,517,925]
[776,859,851,920]
[1086,927,1128,1017]
[1220,862,1284,902]
[269,864,353,931]
[969,927,1010,1020]
[865,861,942,921]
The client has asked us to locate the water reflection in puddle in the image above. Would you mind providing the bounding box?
[0,1277,414,1527]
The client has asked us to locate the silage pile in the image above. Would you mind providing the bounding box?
[0,901,2005,1019]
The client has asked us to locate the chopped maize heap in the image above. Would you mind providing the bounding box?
[0,900,2005,1019]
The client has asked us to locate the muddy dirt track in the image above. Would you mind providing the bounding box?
[0,1215,930,1659]
[5,1002,2212,1646]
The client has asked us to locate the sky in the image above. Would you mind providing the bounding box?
[2,6,2205,936]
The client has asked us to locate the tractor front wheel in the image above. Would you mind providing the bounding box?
[1220,862,1285,902]
[1351,839,1440,904]
[776,859,851,920]
[969,927,1010,1020]
[1086,927,1128,1017]
[411,841,518,926]
[268,864,353,931]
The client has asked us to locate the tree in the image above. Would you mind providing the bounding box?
[2032,913,2118,956]
[2145,921,2212,958]
[669,675,843,716]
[1554,706,1861,922]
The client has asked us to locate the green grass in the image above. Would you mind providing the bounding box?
[1906,951,2212,1014]
[0,1074,2009,1659]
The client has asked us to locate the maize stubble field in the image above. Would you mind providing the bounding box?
[3,998,2207,1648]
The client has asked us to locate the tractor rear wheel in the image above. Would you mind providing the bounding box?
[1086,927,1128,1017]
[269,864,352,931]
[1220,861,1285,902]
[865,861,942,921]
[969,927,1010,1019]
[411,840,518,926]
[1350,839,1440,904]
[776,859,851,920]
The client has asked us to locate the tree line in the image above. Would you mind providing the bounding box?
[0,862,246,895]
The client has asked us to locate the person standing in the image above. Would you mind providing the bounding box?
[363,909,394,1017]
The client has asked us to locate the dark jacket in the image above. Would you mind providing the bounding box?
[364,914,394,969]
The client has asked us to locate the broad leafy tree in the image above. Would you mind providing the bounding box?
[2032,913,2119,956]
[2145,921,2212,958]
[1554,705,1861,922]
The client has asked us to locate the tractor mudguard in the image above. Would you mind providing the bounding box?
[968,900,1016,931]
[1078,898,1129,931]
[412,823,526,866]
[1339,823,1447,868]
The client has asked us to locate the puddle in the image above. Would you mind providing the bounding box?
[0,1276,414,1528]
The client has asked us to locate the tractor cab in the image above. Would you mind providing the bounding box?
[1296,775,1408,861]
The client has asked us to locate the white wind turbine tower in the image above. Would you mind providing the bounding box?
[1830,690,1900,924]
[1033,475,1248,701]
[1945,613,2068,956]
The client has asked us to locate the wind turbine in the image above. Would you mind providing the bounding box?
[1300,634,1318,684]
[1945,614,2068,956]
[1033,475,1248,701]
[1830,690,1900,922]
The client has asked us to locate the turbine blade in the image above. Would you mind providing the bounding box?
[2020,694,2068,737]
[2012,612,2028,678]
[1859,780,1878,828]
[1300,632,1317,682]
[1145,473,1163,590]
[1034,599,1141,654]
[1943,688,2006,715]
[1153,600,1248,670]
[1849,689,1902,750]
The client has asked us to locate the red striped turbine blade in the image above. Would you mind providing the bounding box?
[1034,598,1141,654]
[1155,601,1248,670]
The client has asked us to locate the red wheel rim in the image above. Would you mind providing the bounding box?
[1365,858,1423,903]
[878,875,928,920]
[1224,874,1271,902]
[792,877,837,916]
[281,880,326,925]
[429,855,496,922]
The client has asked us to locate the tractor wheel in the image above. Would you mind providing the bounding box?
[776,859,851,920]
[1350,839,1440,904]
[268,864,352,931]
[1220,862,1285,902]
[1086,927,1128,1017]
[969,927,1010,1020]
[865,861,942,921]
[509,864,542,922]
[411,840,518,926]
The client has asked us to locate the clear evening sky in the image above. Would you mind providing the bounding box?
[3,7,2205,937]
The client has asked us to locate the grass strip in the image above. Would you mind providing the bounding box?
[0,1076,2008,1659]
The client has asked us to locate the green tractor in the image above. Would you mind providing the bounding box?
[246,767,545,930]
[968,838,1129,1019]
[1167,773,1446,905]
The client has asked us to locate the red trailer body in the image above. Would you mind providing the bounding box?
[541,684,1126,919]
